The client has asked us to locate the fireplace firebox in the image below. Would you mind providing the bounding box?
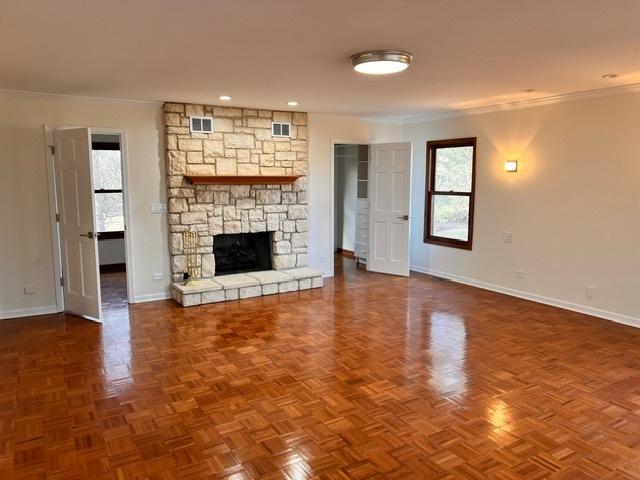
[213,232,272,276]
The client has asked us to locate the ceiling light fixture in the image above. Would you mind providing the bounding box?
[218,95,231,101]
[601,73,618,79]
[286,101,299,107]
[351,50,413,75]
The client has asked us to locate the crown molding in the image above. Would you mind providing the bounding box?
[0,89,162,106]
[3,82,639,124]
[403,83,640,124]
[310,83,640,126]
[308,112,405,125]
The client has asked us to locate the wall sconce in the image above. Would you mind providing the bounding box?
[505,160,518,172]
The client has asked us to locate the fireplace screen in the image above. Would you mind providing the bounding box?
[213,232,272,276]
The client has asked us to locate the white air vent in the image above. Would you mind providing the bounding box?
[271,122,291,137]
[190,116,214,133]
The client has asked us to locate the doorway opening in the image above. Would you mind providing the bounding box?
[46,126,133,322]
[91,134,128,312]
[330,140,412,278]
[333,143,369,266]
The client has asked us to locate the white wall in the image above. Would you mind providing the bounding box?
[334,145,358,251]
[405,91,640,323]
[307,115,403,276]
[0,92,169,318]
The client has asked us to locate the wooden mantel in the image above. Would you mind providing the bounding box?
[185,175,303,185]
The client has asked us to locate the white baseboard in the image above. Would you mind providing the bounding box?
[0,305,60,320]
[129,292,172,303]
[0,293,172,319]
[410,265,640,329]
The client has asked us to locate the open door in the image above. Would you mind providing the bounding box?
[367,142,412,276]
[53,128,102,322]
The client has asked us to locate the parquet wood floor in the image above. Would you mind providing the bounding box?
[2,256,640,479]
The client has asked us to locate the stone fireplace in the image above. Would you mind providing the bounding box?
[163,102,322,306]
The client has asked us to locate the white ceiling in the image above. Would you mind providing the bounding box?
[1,0,639,120]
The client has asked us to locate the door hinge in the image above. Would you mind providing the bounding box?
[49,145,55,155]
[60,276,64,287]
[55,213,60,222]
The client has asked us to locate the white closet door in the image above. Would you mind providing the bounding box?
[367,142,412,276]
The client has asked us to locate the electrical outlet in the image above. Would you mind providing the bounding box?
[152,272,164,281]
[503,231,514,244]
[150,203,167,214]
[585,285,596,299]
[23,284,35,294]
[515,269,526,279]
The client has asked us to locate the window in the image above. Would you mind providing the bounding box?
[424,137,476,250]
[92,142,124,235]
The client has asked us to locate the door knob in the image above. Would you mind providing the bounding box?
[80,231,95,239]
[397,215,410,221]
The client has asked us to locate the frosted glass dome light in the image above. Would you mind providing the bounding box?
[351,50,413,75]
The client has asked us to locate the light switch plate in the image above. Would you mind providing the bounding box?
[150,203,167,214]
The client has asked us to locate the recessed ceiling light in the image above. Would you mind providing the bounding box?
[286,101,299,107]
[351,50,413,75]
[602,73,618,79]
[521,88,536,93]
[218,95,231,101]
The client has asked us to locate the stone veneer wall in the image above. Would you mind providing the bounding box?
[164,103,308,282]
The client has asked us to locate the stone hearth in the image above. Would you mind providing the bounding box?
[171,268,323,307]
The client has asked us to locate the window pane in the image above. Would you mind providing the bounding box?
[432,195,469,241]
[95,193,124,232]
[92,150,122,190]
[357,180,368,199]
[434,146,473,192]
[357,161,368,180]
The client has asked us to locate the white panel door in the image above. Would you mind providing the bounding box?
[53,128,102,321]
[367,142,412,276]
